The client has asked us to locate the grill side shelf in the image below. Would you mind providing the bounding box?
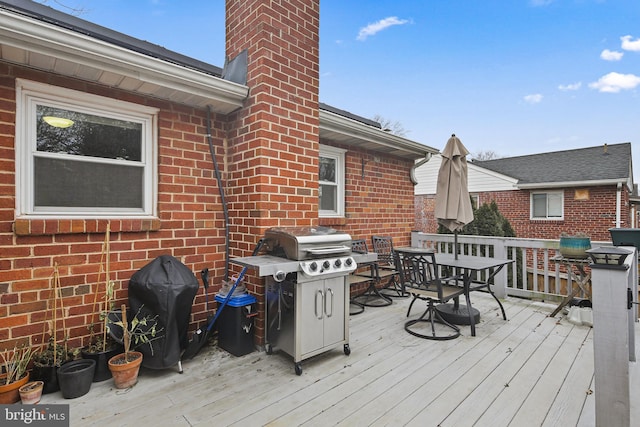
[230,255,300,277]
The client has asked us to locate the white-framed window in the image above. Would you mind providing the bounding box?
[16,79,158,218]
[531,191,563,219]
[319,145,345,217]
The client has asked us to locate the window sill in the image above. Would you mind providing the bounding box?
[13,218,161,236]
[319,217,347,227]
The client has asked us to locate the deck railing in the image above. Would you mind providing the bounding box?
[411,231,613,302]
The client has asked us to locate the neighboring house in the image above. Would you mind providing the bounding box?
[0,0,438,349]
[414,143,636,241]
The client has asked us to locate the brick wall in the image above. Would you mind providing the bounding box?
[415,185,631,241]
[0,65,232,350]
[335,148,415,247]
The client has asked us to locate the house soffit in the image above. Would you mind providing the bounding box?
[0,5,248,113]
[319,108,438,162]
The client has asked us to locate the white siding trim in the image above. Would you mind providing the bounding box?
[414,154,518,195]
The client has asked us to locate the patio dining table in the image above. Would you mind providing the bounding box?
[395,247,514,336]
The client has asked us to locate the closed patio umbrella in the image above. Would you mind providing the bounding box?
[434,134,474,259]
[434,134,478,325]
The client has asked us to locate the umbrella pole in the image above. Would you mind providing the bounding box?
[454,230,459,260]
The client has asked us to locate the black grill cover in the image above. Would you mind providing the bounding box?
[129,255,199,369]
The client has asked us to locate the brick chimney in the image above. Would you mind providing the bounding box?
[225,0,320,243]
[224,0,321,342]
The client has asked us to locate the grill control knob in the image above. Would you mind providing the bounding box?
[322,260,331,270]
[334,259,342,268]
[309,261,318,271]
[345,258,353,266]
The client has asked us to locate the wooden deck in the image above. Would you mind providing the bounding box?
[40,292,640,426]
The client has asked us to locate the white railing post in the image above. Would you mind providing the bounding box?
[589,246,637,427]
[492,237,508,299]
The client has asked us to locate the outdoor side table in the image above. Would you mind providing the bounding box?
[550,255,592,317]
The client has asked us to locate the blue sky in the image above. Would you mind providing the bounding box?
[43,0,640,182]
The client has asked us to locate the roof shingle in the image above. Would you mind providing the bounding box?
[473,143,632,184]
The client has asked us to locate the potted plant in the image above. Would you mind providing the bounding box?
[82,223,121,382]
[31,337,79,394]
[31,262,79,393]
[107,304,163,389]
[0,345,32,404]
[82,276,122,382]
[81,335,121,383]
[559,232,592,259]
[19,380,44,405]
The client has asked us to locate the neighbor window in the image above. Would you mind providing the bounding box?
[16,80,158,217]
[319,145,345,217]
[470,194,479,209]
[531,191,563,219]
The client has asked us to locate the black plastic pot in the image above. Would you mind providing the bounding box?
[81,346,122,382]
[31,365,59,394]
[57,359,96,399]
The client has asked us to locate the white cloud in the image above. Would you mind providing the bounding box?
[558,82,582,91]
[600,49,623,61]
[589,72,640,93]
[621,35,640,52]
[357,17,409,41]
[523,94,543,104]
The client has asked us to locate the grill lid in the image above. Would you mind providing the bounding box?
[264,226,352,260]
[266,226,341,238]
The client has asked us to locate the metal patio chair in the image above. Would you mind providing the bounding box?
[371,235,407,298]
[394,249,467,340]
[349,239,392,308]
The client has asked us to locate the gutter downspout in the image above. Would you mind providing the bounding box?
[616,182,622,228]
[206,105,230,280]
[410,153,433,185]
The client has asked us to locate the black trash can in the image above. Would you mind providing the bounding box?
[214,293,257,356]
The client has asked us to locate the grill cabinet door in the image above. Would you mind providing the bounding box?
[299,276,346,356]
[322,276,346,347]
[299,280,325,355]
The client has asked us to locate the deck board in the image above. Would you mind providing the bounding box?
[432,310,559,427]
[400,307,544,426]
[545,331,595,427]
[38,292,639,426]
[509,324,592,426]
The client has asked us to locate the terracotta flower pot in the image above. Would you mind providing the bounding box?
[19,380,44,405]
[108,351,143,389]
[0,372,30,404]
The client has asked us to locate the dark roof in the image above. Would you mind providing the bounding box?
[319,103,381,128]
[473,143,632,185]
[0,0,224,77]
[0,1,380,130]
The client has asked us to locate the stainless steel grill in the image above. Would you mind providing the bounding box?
[263,226,356,279]
[232,226,360,375]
